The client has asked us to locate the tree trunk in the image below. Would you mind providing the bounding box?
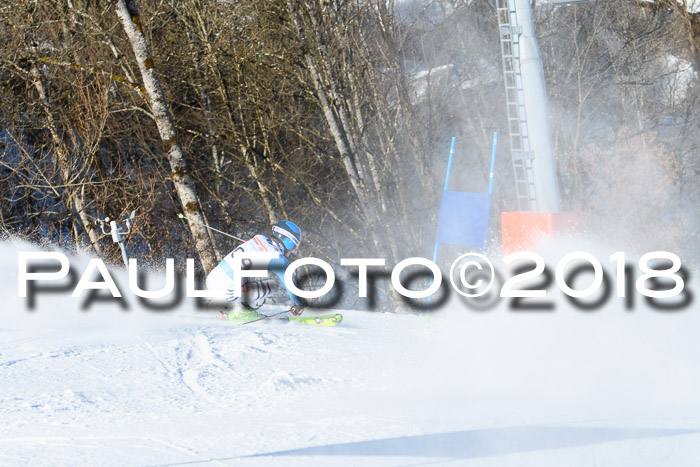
[30,63,102,255]
[113,0,218,273]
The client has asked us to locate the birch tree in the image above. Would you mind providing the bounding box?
[113,0,218,272]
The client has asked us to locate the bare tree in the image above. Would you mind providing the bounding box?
[113,0,218,272]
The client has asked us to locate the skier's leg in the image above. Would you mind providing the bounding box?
[223,282,264,322]
[244,279,274,311]
[206,264,259,320]
[205,263,239,318]
[220,280,273,322]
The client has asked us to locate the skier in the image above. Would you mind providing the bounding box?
[206,220,304,323]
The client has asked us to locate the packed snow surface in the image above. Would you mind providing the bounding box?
[2,238,700,466]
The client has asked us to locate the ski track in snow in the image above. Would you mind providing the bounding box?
[2,238,700,465]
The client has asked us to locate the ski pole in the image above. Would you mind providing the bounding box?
[241,306,300,325]
[240,311,283,325]
[177,213,245,242]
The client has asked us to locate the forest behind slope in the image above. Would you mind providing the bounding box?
[1,0,698,289]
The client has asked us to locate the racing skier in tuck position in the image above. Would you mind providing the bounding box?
[206,220,304,323]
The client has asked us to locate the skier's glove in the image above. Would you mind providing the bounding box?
[289,305,304,317]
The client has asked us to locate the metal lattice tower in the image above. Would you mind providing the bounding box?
[496,0,538,212]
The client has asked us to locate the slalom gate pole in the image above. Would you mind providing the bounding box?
[488,132,497,196]
[484,132,498,253]
[431,136,457,266]
[427,137,457,320]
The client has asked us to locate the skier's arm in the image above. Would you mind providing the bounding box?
[268,256,302,306]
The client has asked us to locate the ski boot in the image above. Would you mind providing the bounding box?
[220,303,263,324]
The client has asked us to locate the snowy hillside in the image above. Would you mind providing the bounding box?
[2,238,700,466]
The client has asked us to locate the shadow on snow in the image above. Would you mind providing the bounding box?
[244,426,695,459]
[153,425,697,465]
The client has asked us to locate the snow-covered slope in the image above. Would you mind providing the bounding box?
[2,239,700,466]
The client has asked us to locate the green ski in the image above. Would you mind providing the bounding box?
[214,309,343,327]
[284,314,343,327]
